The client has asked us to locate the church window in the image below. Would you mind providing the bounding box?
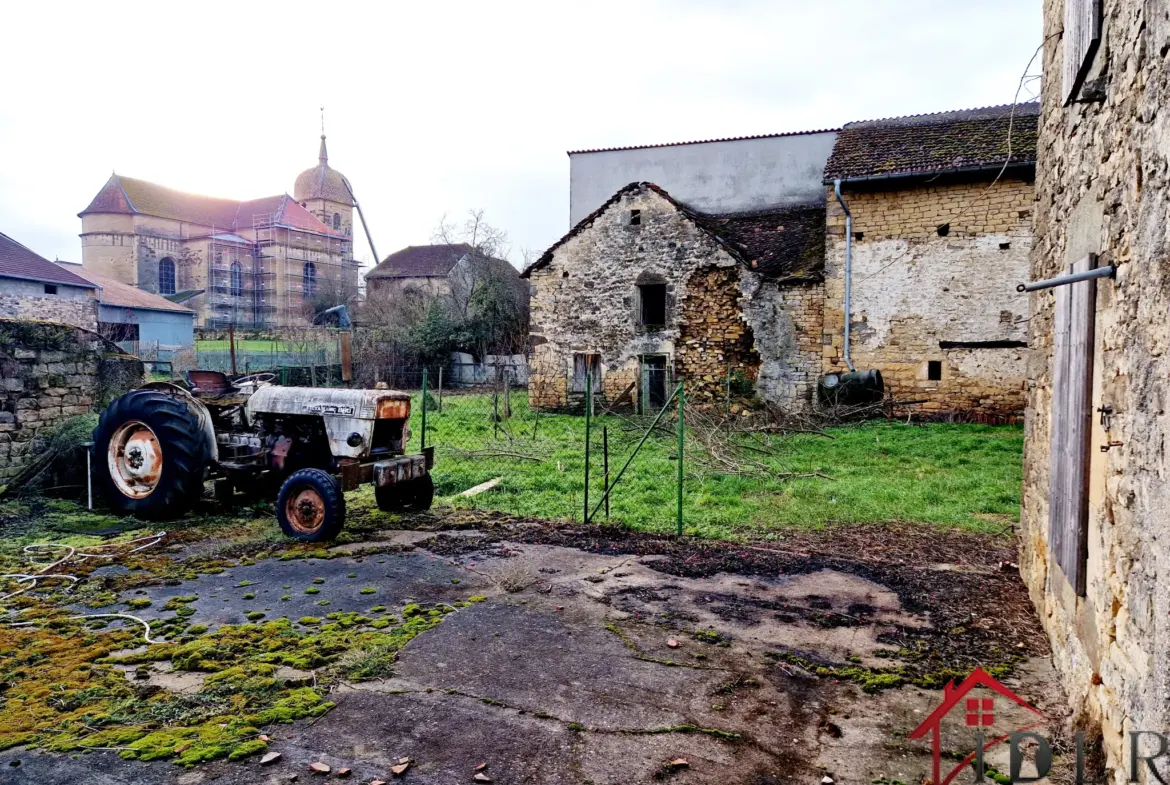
[158,257,176,295]
[302,262,318,300]
[230,261,243,297]
[333,213,341,230]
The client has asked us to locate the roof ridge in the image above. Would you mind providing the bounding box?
[844,101,1040,129]
[568,127,839,156]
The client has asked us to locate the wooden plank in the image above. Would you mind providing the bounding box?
[1065,255,1097,595]
[460,477,504,497]
[1047,271,1070,574]
[1064,0,1102,103]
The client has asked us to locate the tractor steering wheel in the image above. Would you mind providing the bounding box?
[233,372,277,389]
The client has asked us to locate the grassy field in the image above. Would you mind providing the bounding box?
[413,392,1024,539]
[196,339,295,352]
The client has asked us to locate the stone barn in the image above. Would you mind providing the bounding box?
[1019,0,1170,777]
[522,182,825,411]
[822,104,1039,420]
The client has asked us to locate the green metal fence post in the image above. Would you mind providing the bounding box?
[420,367,428,451]
[584,371,592,524]
[603,425,610,521]
[677,380,684,536]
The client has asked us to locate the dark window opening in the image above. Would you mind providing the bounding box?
[927,360,943,381]
[936,223,951,237]
[571,353,602,393]
[854,231,864,241]
[638,283,667,327]
[562,271,569,278]
[629,209,641,226]
[302,262,318,300]
[999,242,1011,251]
[99,322,139,343]
[158,257,176,295]
[43,284,57,295]
[333,213,341,230]
[939,340,1028,349]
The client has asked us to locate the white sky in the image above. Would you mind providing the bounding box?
[0,1,1041,273]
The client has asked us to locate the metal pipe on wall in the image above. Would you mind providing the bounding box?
[833,180,856,372]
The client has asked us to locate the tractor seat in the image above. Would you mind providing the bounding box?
[186,370,234,397]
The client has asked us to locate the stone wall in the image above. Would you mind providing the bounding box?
[823,178,1033,418]
[0,319,143,485]
[741,276,824,410]
[676,266,758,403]
[1020,1,1170,777]
[0,280,98,332]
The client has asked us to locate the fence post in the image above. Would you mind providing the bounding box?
[229,323,237,375]
[677,380,684,536]
[503,371,512,418]
[421,367,428,451]
[584,370,592,524]
[602,425,610,521]
[437,366,443,412]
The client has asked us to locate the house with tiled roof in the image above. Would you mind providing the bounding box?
[822,103,1039,419]
[525,103,1037,415]
[78,133,361,328]
[0,231,98,331]
[365,243,526,307]
[56,263,194,360]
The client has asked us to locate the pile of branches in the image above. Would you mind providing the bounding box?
[682,405,835,481]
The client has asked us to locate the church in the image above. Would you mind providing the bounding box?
[78,135,361,328]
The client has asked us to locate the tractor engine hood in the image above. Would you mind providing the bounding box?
[246,386,413,460]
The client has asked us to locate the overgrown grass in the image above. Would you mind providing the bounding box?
[412,392,1023,538]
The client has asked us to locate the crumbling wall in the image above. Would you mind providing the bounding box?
[676,266,758,403]
[740,276,824,410]
[0,319,143,485]
[1020,1,1170,775]
[823,178,1033,418]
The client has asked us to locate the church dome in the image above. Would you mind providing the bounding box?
[293,135,354,206]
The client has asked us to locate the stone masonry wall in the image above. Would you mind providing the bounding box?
[741,276,824,411]
[0,319,143,485]
[1020,2,1170,777]
[0,290,97,332]
[823,178,1033,418]
[676,266,758,403]
[527,184,821,412]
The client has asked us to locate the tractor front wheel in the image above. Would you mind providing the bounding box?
[276,468,346,542]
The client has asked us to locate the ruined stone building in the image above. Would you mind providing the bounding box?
[365,244,524,304]
[526,106,1038,417]
[78,135,360,328]
[824,105,1038,418]
[1019,0,1170,776]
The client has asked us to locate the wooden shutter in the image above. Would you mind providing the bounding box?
[1048,254,1097,595]
[1063,0,1102,103]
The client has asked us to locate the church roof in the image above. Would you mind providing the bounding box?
[80,175,345,237]
[293,135,354,205]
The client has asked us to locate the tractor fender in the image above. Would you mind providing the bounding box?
[139,382,219,463]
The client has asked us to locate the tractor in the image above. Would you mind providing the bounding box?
[92,371,434,541]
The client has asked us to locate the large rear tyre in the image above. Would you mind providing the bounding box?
[92,390,208,519]
[407,473,435,511]
[277,468,346,542]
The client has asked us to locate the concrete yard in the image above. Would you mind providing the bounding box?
[0,513,1069,785]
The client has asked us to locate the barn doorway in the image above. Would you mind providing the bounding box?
[641,355,668,412]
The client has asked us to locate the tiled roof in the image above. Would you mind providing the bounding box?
[692,205,825,281]
[366,244,477,279]
[568,127,838,155]
[824,102,1040,182]
[0,232,97,288]
[292,136,355,205]
[80,175,345,237]
[58,264,194,315]
[522,182,823,282]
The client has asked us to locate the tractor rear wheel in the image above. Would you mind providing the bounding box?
[92,390,209,519]
[277,468,346,542]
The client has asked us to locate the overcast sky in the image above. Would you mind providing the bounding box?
[0,1,1041,273]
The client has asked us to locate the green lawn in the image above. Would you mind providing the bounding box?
[196,340,292,352]
[412,392,1024,539]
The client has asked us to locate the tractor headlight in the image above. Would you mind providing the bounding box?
[376,398,410,419]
